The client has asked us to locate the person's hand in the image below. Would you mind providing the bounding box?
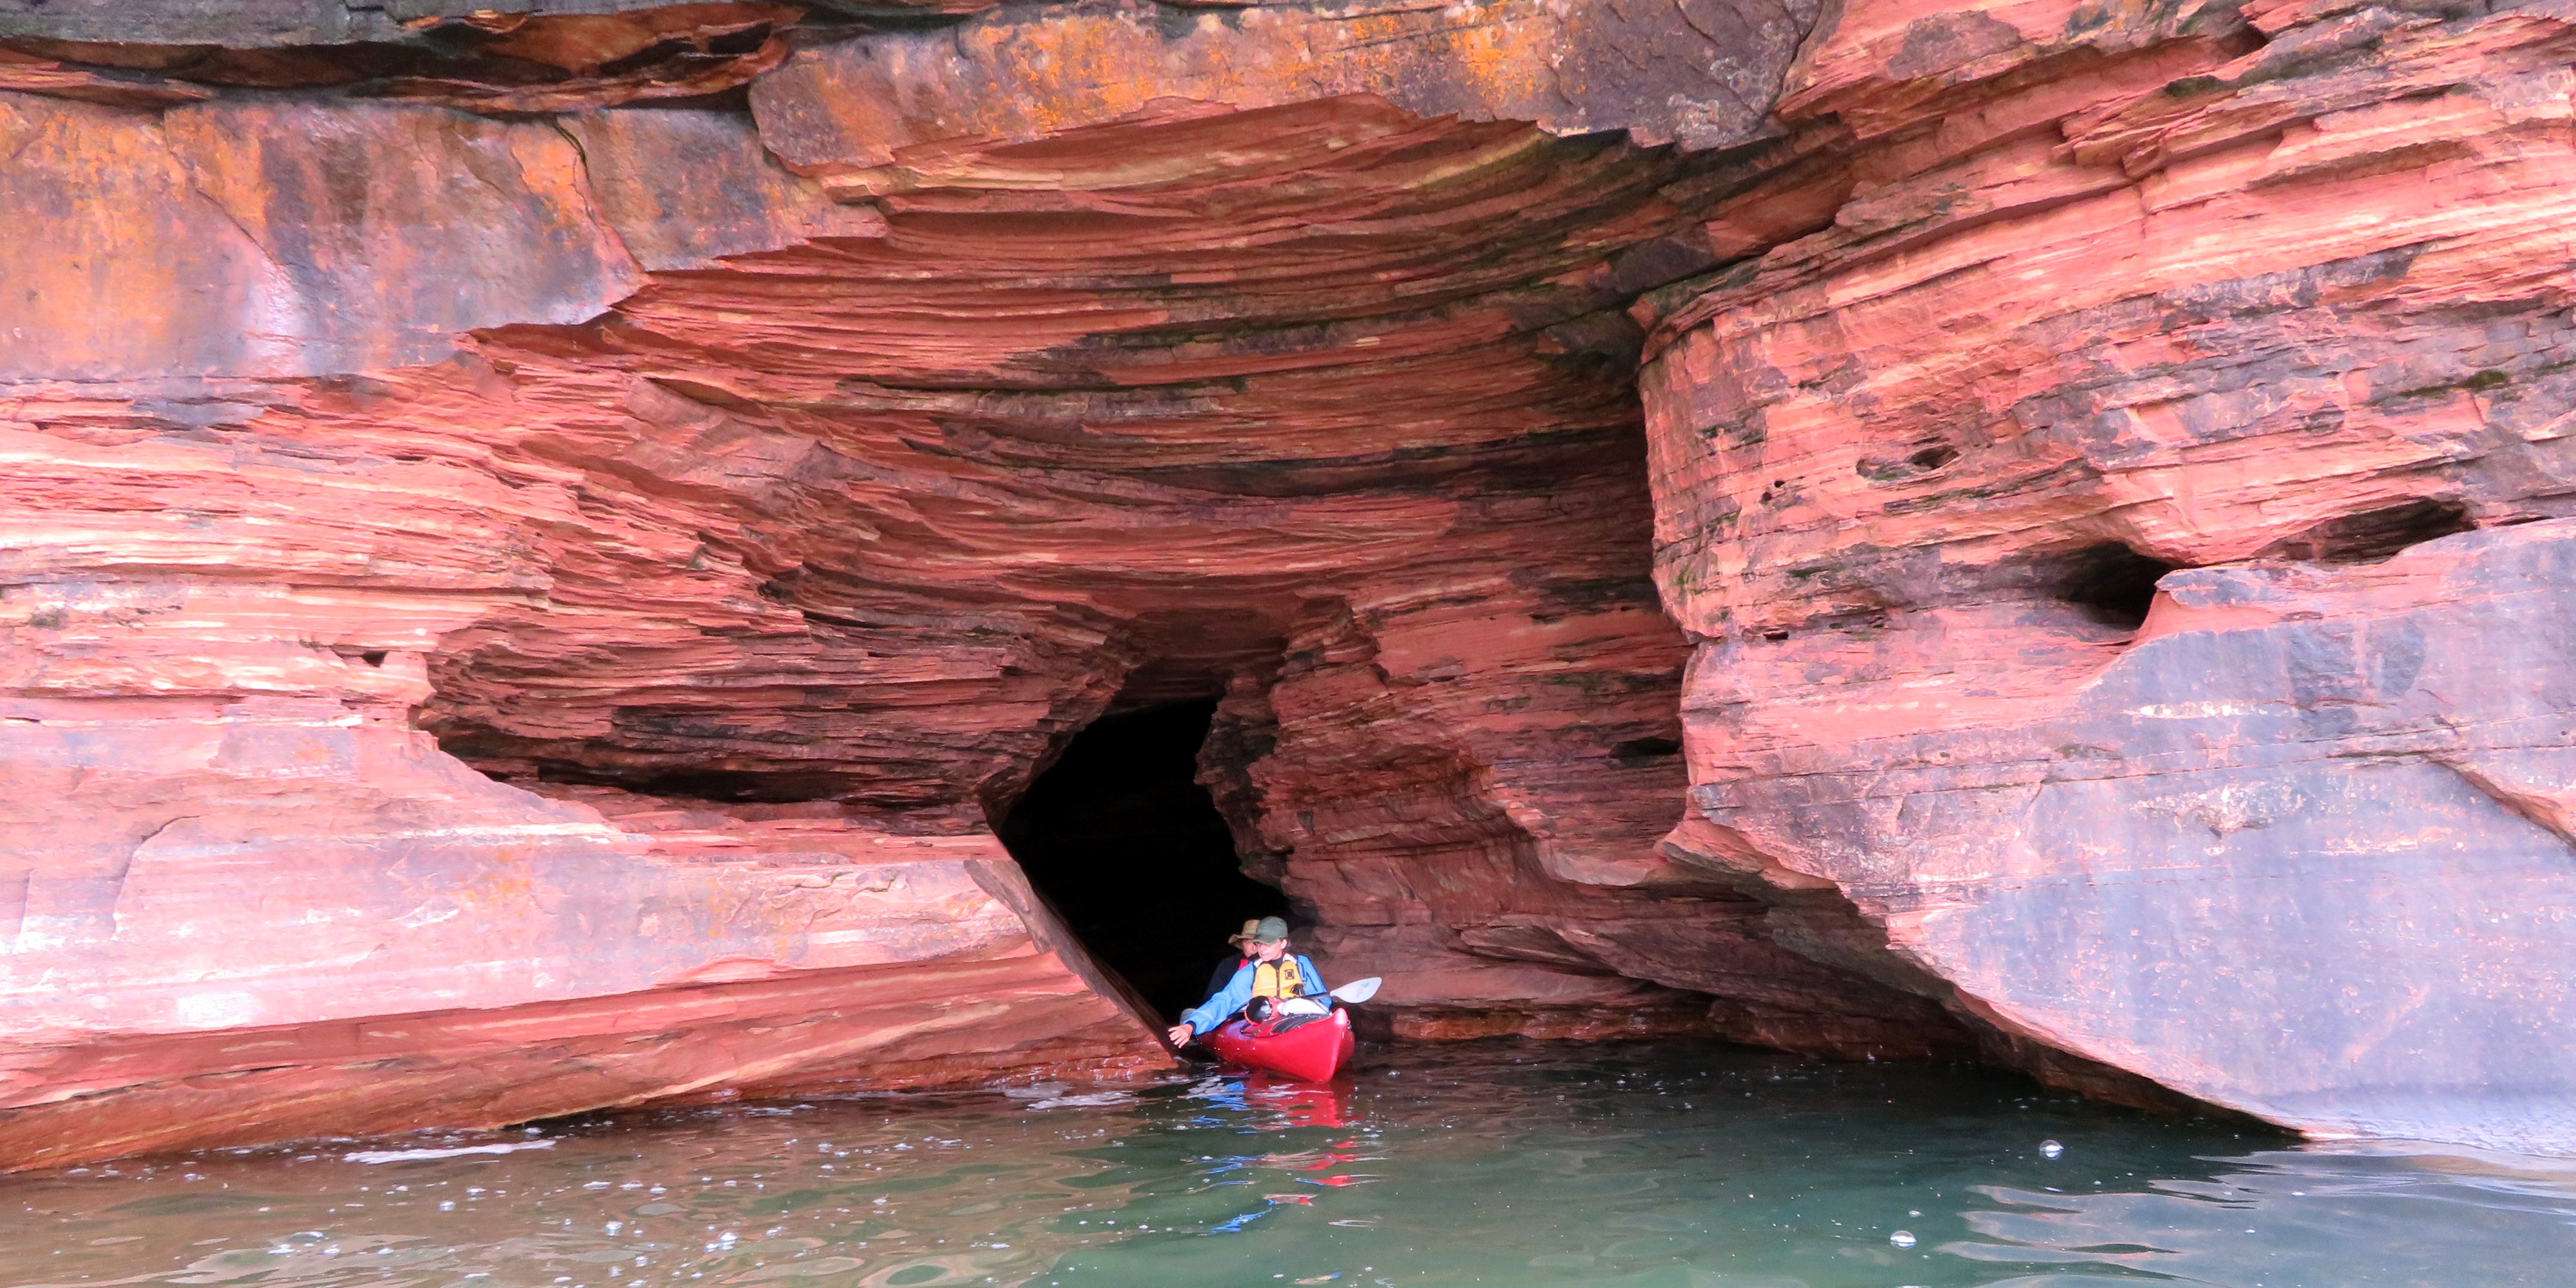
[1164,1023,1195,1047]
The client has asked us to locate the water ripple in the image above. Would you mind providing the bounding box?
[6,1043,2564,1288]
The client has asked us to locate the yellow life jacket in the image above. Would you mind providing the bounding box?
[1251,956,1304,1000]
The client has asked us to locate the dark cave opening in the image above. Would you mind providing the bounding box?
[2257,497,2475,563]
[998,699,1290,1024]
[2053,542,2180,629]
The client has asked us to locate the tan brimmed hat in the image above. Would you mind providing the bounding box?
[1226,918,1262,947]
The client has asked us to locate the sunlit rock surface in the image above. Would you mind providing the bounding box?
[4,0,2574,1163]
[1640,0,2576,1150]
[0,0,1892,1168]
[0,719,1158,1170]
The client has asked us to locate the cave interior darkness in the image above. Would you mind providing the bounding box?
[997,698,1290,1024]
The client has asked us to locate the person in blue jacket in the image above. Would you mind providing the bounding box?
[1165,916,1329,1047]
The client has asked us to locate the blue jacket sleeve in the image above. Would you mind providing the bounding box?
[1181,963,1255,1035]
[1295,955,1329,997]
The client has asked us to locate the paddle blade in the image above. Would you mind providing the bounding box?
[1329,976,1382,1005]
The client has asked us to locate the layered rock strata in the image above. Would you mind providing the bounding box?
[5,0,2575,1164]
[0,1,1946,1169]
[0,731,1155,1169]
[1641,0,2576,1150]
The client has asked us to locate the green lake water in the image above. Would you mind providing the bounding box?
[6,1040,2569,1288]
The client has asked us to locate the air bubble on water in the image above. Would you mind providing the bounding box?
[606,1222,622,1235]
[440,1201,456,1211]
[1889,1231,1917,1248]
[2040,1140,2065,1159]
[1908,1209,1922,1216]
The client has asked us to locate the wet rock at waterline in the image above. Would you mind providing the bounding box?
[4,0,2574,1163]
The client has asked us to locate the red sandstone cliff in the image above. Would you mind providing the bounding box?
[1641,0,2576,1150]
[2,0,2572,1164]
[1,2,1851,1167]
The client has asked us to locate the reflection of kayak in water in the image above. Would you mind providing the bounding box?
[1242,1071,1350,1128]
[1208,1007,1355,1082]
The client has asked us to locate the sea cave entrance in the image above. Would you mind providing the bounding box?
[998,699,1290,1023]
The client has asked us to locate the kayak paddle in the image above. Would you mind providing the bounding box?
[1328,977,1382,1004]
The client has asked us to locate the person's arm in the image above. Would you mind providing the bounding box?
[1296,955,1330,997]
[1180,963,1255,1035]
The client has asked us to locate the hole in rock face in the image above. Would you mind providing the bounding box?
[1611,735,1683,764]
[2052,542,2179,629]
[998,699,1287,1022]
[2257,497,2474,563]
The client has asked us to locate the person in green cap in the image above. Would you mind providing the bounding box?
[1165,915,1329,1047]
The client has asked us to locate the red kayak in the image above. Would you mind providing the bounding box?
[1206,1007,1355,1082]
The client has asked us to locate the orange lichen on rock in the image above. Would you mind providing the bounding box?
[749,0,1818,183]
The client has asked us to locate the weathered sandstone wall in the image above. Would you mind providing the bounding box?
[2,0,2572,1164]
[1641,0,2576,1151]
[0,1,1906,1169]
